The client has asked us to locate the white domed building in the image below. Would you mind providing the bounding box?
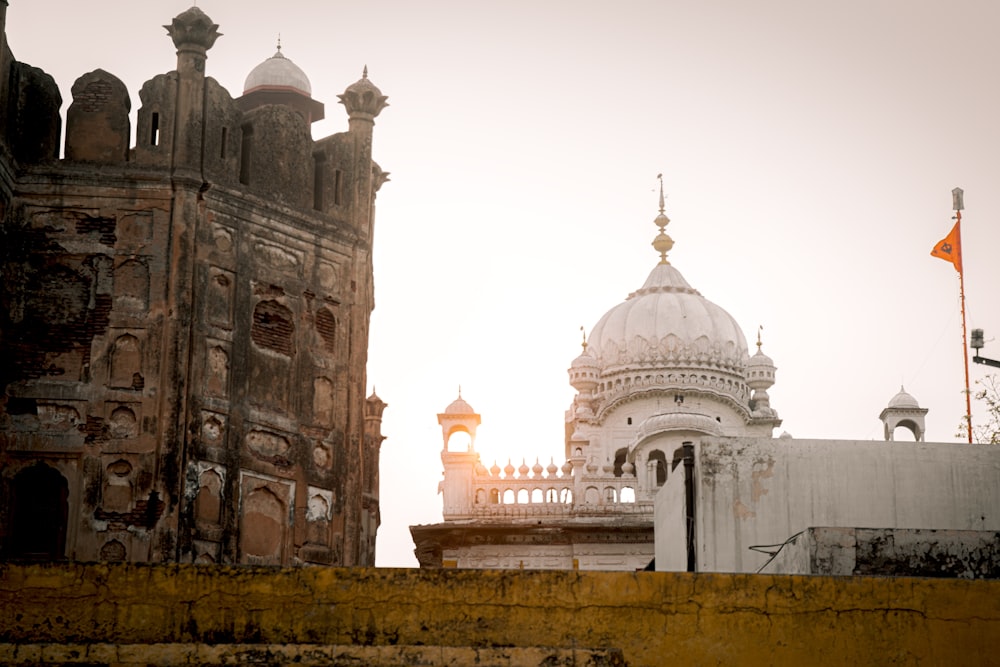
[410,184,782,570]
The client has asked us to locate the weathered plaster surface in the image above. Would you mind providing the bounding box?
[1,563,998,665]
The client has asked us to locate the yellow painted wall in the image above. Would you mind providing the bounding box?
[1,563,998,666]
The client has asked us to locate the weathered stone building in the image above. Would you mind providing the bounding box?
[0,5,389,566]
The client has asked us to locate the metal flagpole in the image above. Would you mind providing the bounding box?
[953,189,973,443]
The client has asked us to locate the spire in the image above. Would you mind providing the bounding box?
[580,326,588,352]
[756,325,763,351]
[651,173,674,264]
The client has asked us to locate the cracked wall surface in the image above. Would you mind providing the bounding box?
[1,563,998,666]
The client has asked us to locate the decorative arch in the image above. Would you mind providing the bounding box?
[110,334,141,389]
[648,449,668,487]
[195,469,223,525]
[240,486,285,563]
[102,459,133,512]
[313,376,334,426]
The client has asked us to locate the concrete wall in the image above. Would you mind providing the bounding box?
[656,437,1000,574]
[2,563,999,666]
[765,527,1000,578]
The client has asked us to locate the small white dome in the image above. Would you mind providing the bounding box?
[243,50,312,96]
[444,396,476,415]
[888,387,920,409]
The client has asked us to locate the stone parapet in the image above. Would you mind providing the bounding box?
[1,562,997,665]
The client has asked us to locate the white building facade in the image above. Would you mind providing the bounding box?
[410,184,782,570]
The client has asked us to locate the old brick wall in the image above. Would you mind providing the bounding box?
[0,563,998,666]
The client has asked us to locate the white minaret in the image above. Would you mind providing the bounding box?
[438,391,482,518]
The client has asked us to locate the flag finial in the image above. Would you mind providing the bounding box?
[952,187,964,211]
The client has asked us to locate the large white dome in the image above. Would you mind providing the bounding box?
[587,262,749,376]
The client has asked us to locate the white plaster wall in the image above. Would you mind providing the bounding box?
[654,467,688,571]
[448,542,652,571]
[655,437,1000,573]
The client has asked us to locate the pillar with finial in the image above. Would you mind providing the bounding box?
[164,6,220,171]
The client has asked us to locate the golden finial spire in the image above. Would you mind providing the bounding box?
[651,173,674,264]
[580,325,588,351]
[756,325,764,351]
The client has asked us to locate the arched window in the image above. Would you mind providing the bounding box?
[502,489,515,505]
[613,448,627,477]
[517,489,529,504]
[649,450,668,486]
[8,463,68,559]
[620,487,636,503]
[445,429,472,452]
[531,488,543,503]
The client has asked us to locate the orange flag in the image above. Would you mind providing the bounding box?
[931,221,962,273]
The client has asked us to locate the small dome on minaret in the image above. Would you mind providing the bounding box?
[879,386,928,442]
[569,330,599,393]
[437,389,481,452]
[237,39,325,123]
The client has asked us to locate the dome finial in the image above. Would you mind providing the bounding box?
[458,384,462,398]
[658,172,665,214]
[580,325,588,351]
[756,325,763,351]
[651,173,674,264]
[363,65,369,80]
[276,33,281,53]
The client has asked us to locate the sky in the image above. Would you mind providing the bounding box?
[9,1,1000,567]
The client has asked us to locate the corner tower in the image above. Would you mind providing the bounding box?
[0,7,389,568]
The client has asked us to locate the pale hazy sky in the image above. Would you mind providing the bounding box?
[10,1,1000,567]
